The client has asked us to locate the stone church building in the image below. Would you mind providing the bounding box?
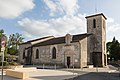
[19,13,107,68]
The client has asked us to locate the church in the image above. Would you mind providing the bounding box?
[18,13,107,68]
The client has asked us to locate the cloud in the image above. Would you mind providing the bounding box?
[43,0,79,16]
[22,31,33,38]
[0,0,35,19]
[107,17,120,33]
[18,18,57,36]
[106,17,120,41]
[17,0,85,39]
[18,14,86,38]
[60,0,79,15]
[43,0,57,12]
[107,17,114,23]
[107,23,120,32]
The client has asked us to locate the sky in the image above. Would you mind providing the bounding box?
[0,0,120,42]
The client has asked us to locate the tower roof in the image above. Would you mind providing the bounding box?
[85,13,107,20]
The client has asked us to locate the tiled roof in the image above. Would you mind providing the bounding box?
[32,33,91,47]
[28,36,54,42]
[20,36,54,45]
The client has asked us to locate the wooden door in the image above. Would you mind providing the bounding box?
[67,57,70,68]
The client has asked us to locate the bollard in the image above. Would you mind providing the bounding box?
[96,67,98,72]
[81,68,83,71]
[54,64,56,70]
[96,65,99,72]
[73,65,74,75]
[43,64,44,69]
[67,65,68,69]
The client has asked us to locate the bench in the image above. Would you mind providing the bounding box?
[6,69,29,79]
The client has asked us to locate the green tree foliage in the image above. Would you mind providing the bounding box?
[8,46,17,55]
[107,37,120,61]
[8,33,24,55]
[106,42,112,53]
[0,29,24,63]
[8,33,24,48]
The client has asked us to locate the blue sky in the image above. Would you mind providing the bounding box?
[0,0,120,42]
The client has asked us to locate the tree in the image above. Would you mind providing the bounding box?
[106,42,112,53]
[8,33,24,48]
[8,33,24,55]
[8,46,17,55]
[0,30,24,63]
[107,37,120,61]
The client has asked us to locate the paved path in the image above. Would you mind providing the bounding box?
[67,72,120,80]
[28,69,77,80]
[0,67,119,80]
[0,69,77,80]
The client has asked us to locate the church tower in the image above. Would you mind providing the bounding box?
[86,13,107,67]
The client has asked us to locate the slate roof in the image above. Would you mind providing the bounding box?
[32,33,92,47]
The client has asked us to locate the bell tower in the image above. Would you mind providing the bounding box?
[86,13,107,67]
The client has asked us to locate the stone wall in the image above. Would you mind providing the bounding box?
[87,16,103,53]
[80,37,88,68]
[102,16,107,66]
[32,42,81,67]
[18,43,31,63]
[86,14,107,67]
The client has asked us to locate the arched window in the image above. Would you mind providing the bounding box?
[23,50,25,59]
[93,19,96,28]
[36,49,39,59]
[52,47,56,59]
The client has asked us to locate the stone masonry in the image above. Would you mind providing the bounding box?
[19,13,107,68]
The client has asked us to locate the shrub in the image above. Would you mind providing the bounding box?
[9,62,19,66]
[0,61,9,66]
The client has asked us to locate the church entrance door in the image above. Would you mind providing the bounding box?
[93,52,102,67]
[67,56,70,68]
[25,48,32,65]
